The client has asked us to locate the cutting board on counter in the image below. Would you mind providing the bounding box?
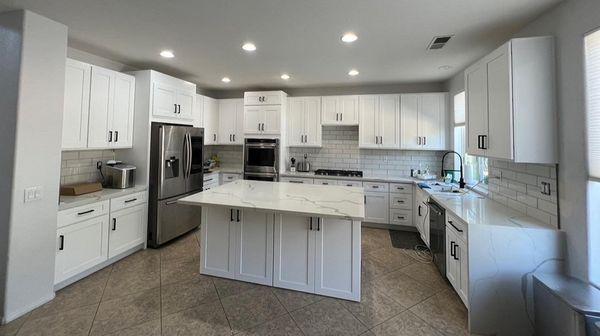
[60,182,103,196]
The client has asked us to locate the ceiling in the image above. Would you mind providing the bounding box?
[0,0,561,90]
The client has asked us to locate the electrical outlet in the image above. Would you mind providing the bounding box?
[24,186,43,203]
[540,181,552,195]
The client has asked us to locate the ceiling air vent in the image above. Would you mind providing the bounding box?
[428,35,453,50]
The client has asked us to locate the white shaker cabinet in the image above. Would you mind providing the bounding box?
[400,93,447,150]
[192,94,204,128]
[203,96,219,145]
[200,206,237,278]
[244,105,282,136]
[321,95,359,126]
[359,95,400,149]
[465,36,557,163]
[152,82,195,121]
[62,59,91,150]
[273,214,315,292]
[414,187,430,246]
[364,192,389,224]
[108,203,146,259]
[234,209,274,286]
[287,97,322,147]
[446,216,469,307]
[219,99,244,144]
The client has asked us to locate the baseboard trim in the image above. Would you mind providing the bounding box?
[1,292,55,324]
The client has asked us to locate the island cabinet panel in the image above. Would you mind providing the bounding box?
[315,218,361,301]
[234,210,274,285]
[200,207,236,278]
[273,214,315,293]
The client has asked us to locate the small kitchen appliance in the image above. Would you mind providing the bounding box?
[296,154,311,172]
[104,161,136,189]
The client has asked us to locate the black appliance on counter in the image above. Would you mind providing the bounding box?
[244,138,279,181]
[314,169,363,177]
[428,199,446,275]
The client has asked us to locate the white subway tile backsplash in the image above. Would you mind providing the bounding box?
[60,150,115,185]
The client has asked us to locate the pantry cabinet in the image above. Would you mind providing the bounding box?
[219,99,244,144]
[287,97,322,147]
[400,93,447,150]
[465,36,557,163]
[62,59,91,150]
[321,95,359,125]
[359,95,400,149]
[203,96,219,145]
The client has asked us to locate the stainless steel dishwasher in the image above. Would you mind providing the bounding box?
[428,200,446,276]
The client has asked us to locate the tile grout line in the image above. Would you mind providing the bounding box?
[87,266,114,336]
[269,288,307,336]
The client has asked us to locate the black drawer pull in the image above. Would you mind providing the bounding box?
[59,235,65,251]
[346,184,353,187]
[112,218,117,231]
[448,221,464,233]
[124,198,137,203]
[372,185,379,189]
[77,209,95,216]
[397,200,405,203]
[397,216,405,220]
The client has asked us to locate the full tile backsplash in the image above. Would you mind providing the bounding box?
[60,150,115,185]
[488,159,559,228]
[204,145,244,169]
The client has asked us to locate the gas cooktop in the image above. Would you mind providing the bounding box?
[314,169,363,177]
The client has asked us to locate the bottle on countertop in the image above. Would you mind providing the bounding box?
[290,157,296,172]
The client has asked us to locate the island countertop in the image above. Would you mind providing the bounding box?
[178,180,365,220]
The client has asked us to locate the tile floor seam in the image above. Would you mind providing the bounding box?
[85,266,114,336]
[407,308,450,336]
[267,288,308,335]
[211,278,235,334]
[12,313,30,336]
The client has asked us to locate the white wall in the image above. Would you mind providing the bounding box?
[0,10,67,322]
[444,0,600,284]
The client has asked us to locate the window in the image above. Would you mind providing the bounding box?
[452,91,488,187]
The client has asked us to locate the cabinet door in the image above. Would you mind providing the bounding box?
[456,238,469,306]
[55,216,109,284]
[152,82,178,118]
[110,73,135,148]
[445,229,459,287]
[203,97,219,144]
[321,96,339,125]
[193,94,204,128]
[304,97,322,147]
[400,94,420,149]
[262,105,281,135]
[273,214,315,293]
[234,99,245,144]
[339,95,359,125]
[379,95,400,149]
[234,210,274,285]
[244,105,263,135]
[364,192,389,224]
[200,207,236,279]
[108,204,145,258]
[486,43,513,160]
[62,59,91,150]
[87,66,114,148]
[420,93,446,150]
[287,98,306,146]
[176,90,195,120]
[219,99,237,144]
[465,63,488,156]
[359,95,379,148]
[315,218,360,301]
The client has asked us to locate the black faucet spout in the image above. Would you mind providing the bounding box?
[441,151,466,189]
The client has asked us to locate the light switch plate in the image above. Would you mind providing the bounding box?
[24,186,43,203]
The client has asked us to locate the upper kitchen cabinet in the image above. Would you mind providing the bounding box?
[62,59,91,150]
[192,94,204,128]
[465,36,557,163]
[219,98,244,145]
[151,77,195,122]
[244,91,287,136]
[321,95,359,126]
[400,93,447,150]
[203,96,219,145]
[359,95,400,149]
[287,97,322,147]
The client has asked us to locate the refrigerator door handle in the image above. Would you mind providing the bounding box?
[187,133,192,179]
[182,133,188,179]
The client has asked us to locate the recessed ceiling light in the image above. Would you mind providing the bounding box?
[242,42,256,52]
[348,69,359,76]
[281,74,291,80]
[160,50,175,58]
[438,65,453,71]
[221,77,231,83]
[341,32,358,43]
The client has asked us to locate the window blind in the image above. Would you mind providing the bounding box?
[585,30,600,180]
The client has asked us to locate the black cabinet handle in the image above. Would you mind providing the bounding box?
[213,134,216,142]
[108,131,113,142]
[233,134,236,142]
[364,195,366,204]
[450,241,455,257]
[309,218,313,231]
[114,131,119,142]
[453,243,459,260]
[481,135,487,149]
[59,235,65,250]
[340,113,343,121]
[77,209,95,216]
[397,216,405,220]
[112,218,117,231]
[448,221,464,233]
[336,113,339,121]
[397,200,405,203]
[317,218,321,231]
[124,198,137,203]
[418,205,422,216]
[174,104,178,113]
[230,209,234,221]
[236,210,240,222]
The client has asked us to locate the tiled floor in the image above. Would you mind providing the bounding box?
[0,227,468,336]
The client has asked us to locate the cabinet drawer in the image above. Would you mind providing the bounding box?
[110,191,147,213]
[280,177,314,184]
[390,210,413,226]
[390,183,413,194]
[338,180,363,188]
[446,213,467,241]
[314,179,338,186]
[203,173,218,183]
[58,200,109,228]
[221,173,241,184]
[364,182,388,192]
[389,195,413,210]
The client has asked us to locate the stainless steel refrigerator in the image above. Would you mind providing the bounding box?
[148,123,204,247]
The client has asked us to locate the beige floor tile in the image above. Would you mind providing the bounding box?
[103,318,161,336]
[112,249,160,273]
[17,304,97,336]
[361,254,397,281]
[237,314,303,336]
[162,300,231,336]
[373,270,437,308]
[271,288,324,312]
[340,283,406,328]
[0,314,29,336]
[398,262,450,292]
[371,310,444,336]
[290,298,367,336]
[89,288,160,335]
[409,290,468,336]
[220,286,287,332]
[161,256,202,286]
[103,259,160,299]
[29,266,111,319]
[212,277,262,299]
[160,232,200,262]
[161,276,219,315]
[368,248,417,270]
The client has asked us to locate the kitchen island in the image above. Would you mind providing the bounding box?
[179,180,365,301]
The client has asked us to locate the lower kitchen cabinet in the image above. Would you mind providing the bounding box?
[55,215,109,284]
[234,209,274,285]
[446,216,469,307]
[273,214,315,292]
[200,206,236,278]
[414,188,430,246]
[364,192,389,224]
[108,204,146,258]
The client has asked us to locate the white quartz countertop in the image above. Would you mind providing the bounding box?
[58,185,147,211]
[178,180,365,220]
[281,171,416,184]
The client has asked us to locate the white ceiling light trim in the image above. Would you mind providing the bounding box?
[348,69,359,76]
[242,42,257,52]
[281,73,291,80]
[221,77,231,83]
[159,50,174,58]
[341,32,358,43]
